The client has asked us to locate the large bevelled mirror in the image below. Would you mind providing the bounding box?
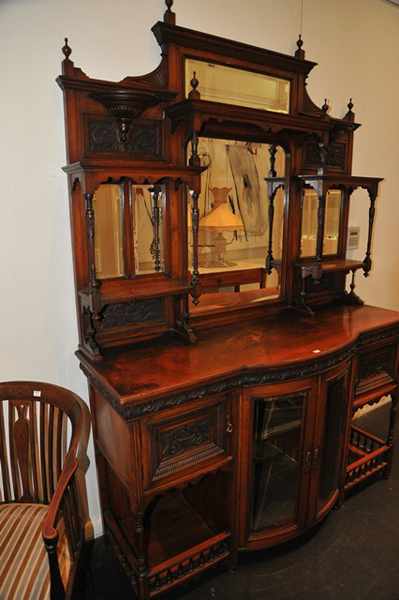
[188,138,286,313]
[93,183,166,279]
[185,59,290,114]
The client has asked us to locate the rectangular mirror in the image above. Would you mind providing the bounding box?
[185,59,290,114]
[300,188,318,258]
[94,184,125,279]
[132,185,166,274]
[188,138,285,312]
[93,183,166,279]
[323,189,342,256]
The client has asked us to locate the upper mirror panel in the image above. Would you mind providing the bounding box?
[188,138,285,311]
[93,183,166,280]
[185,59,290,114]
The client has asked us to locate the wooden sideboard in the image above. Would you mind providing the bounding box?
[57,2,397,597]
[79,304,399,598]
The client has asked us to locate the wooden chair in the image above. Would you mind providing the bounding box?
[0,381,91,600]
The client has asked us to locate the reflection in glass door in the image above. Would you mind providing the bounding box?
[317,374,347,513]
[251,393,306,532]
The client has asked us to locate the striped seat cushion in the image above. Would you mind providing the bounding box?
[0,503,71,600]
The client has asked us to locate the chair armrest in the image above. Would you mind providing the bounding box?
[42,459,78,541]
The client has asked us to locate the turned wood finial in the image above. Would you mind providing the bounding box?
[62,37,72,60]
[322,98,329,113]
[188,72,200,100]
[295,34,305,59]
[345,97,355,122]
[164,0,176,25]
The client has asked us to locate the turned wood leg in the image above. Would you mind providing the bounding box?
[136,573,151,600]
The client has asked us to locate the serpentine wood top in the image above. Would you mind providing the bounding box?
[80,305,399,407]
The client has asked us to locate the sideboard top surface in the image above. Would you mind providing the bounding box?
[79,305,399,410]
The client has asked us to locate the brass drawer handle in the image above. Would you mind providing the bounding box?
[226,419,233,434]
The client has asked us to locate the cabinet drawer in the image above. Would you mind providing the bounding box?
[355,343,397,396]
[141,394,233,490]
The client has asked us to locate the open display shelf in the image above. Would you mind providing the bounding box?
[147,491,230,595]
[103,486,231,598]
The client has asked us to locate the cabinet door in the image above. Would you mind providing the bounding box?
[242,378,317,549]
[141,393,234,492]
[309,362,351,523]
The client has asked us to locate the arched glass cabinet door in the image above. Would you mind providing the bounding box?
[242,378,317,548]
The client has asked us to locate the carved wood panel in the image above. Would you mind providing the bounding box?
[85,116,162,157]
[101,298,165,329]
[356,344,397,395]
[141,394,232,489]
[304,142,347,171]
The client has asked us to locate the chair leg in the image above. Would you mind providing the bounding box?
[45,537,66,600]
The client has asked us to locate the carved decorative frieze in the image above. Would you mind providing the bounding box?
[87,117,162,156]
[101,298,165,329]
[304,142,346,170]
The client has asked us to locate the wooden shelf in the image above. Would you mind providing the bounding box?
[353,381,397,411]
[80,278,189,305]
[321,259,364,273]
[166,98,357,141]
[63,161,205,181]
[295,259,364,274]
[297,174,383,188]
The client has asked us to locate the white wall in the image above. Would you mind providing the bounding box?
[1,0,399,536]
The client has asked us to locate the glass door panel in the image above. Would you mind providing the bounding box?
[317,373,348,513]
[251,393,306,532]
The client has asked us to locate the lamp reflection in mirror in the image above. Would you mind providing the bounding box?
[199,187,244,267]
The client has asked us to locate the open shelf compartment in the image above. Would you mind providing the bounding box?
[146,484,231,596]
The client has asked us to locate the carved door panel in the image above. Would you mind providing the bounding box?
[307,361,351,523]
[241,378,318,549]
[141,393,234,492]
